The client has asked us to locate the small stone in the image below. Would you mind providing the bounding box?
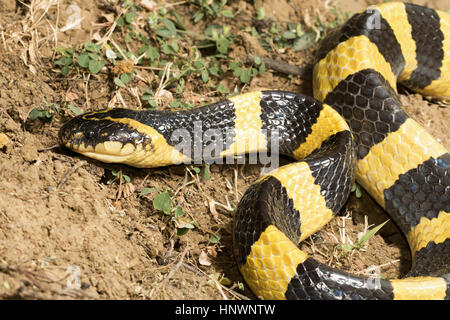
[0,133,9,148]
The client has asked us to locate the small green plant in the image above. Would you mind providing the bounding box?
[191,0,234,23]
[202,24,233,54]
[338,220,389,252]
[256,7,266,20]
[67,104,83,116]
[107,169,131,185]
[28,103,60,121]
[209,234,221,244]
[255,22,317,52]
[193,164,211,181]
[152,190,198,235]
[54,42,108,76]
[351,183,363,198]
[139,187,159,196]
[229,59,265,84]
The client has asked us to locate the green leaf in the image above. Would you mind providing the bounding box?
[177,227,190,236]
[147,99,157,108]
[156,18,177,38]
[256,7,266,20]
[120,73,132,84]
[122,174,131,183]
[84,42,100,53]
[201,69,209,83]
[220,10,234,18]
[137,32,150,44]
[88,52,100,61]
[169,100,180,108]
[193,60,205,69]
[193,167,201,174]
[340,243,354,252]
[54,56,73,66]
[153,191,172,215]
[117,16,125,27]
[355,186,362,198]
[161,18,176,32]
[184,223,195,229]
[217,84,229,95]
[140,187,158,196]
[239,68,252,83]
[68,104,83,115]
[216,37,231,54]
[88,59,105,74]
[231,66,242,77]
[358,220,389,248]
[114,78,125,87]
[258,63,266,74]
[125,11,136,24]
[351,183,362,198]
[29,108,52,120]
[209,234,221,244]
[176,78,185,94]
[77,53,90,68]
[141,89,153,101]
[162,43,172,54]
[174,206,184,218]
[169,39,179,52]
[208,66,219,76]
[168,10,186,30]
[193,11,204,23]
[145,47,160,60]
[283,31,297,39]
[125,32,133,43]
[156,28,176,38]
[200,164,211,181]
[61,65,71,76]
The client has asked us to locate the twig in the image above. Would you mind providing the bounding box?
[37,144,60,152]
[246,55,312,79]
[57,161,86,190]
[115,170,124,203]
[156,0,188,10]
[173,169,191,197]
[150,247,188,298]
[182,262,251,300]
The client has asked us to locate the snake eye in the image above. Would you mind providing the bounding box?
[86,130,95,138]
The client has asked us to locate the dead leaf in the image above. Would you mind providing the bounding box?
[65,92,79,101]
[101,13,115,23]
[122,183,136,198]
[209,200,219,220]
[140,0,157,11]
[199,249,211,266]
[206,245,217,258]
[92,32,102,42]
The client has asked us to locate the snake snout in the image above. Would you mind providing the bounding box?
[59,111,155,167]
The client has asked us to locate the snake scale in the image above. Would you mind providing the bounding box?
[59,2,449,299]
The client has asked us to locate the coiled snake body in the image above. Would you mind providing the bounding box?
[60,2,449,299]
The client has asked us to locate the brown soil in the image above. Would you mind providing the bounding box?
[0,0,448,300]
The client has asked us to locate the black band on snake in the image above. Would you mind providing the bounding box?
[59,2,449,300]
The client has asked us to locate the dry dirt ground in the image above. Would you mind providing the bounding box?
[0,0,449,300]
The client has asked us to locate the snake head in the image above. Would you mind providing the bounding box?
[59,108,153,167]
